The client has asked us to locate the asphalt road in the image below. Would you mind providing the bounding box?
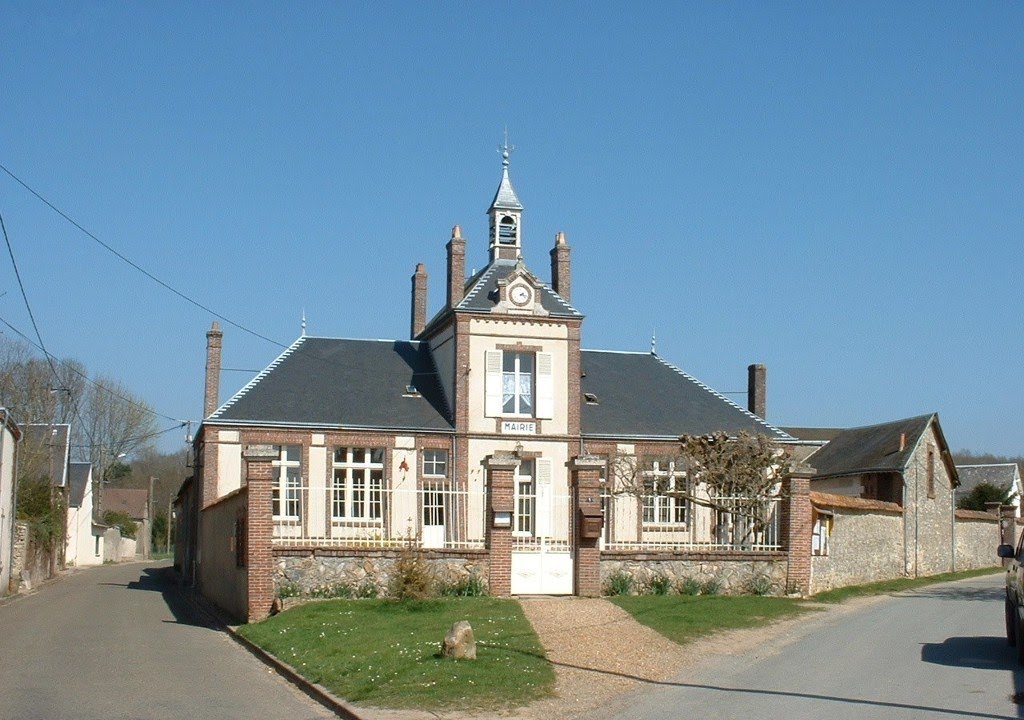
[0,561,334,720]
[594,573,1024,720]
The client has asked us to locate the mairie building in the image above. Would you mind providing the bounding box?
[181,150,804,622]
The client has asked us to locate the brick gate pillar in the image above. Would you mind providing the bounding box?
[485,453,519,597]
[244,444,277,622]
[571,455,605,597]
[781,466,814,596]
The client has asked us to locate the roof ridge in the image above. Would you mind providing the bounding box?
[957,462,1020,469]
[652,354,795,441]
[581,348,652,356]
[303,335,421,345]
[211,336,307,419]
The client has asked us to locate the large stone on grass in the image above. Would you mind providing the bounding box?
[441,620,476,660]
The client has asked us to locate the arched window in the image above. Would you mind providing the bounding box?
[499,215,517,243]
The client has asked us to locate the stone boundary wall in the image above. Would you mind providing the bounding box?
[810,507,904,594]
[600,551,788,595]
[11,521,55,592]
[955,510,1001,571]
[199,489,249,621]
[274,548,489,600]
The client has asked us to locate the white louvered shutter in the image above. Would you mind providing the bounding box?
[535,352,554,420]
[534,457,553,538]
[484,350,503,417]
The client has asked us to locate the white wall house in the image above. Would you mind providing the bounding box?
[66,462,104,566]
[0,409,22,594]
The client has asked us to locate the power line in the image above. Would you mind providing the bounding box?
[73,421,186,450]
[0,313,187,425]
[0,209,62,385]
[0,161,287,350]
[0,207,98,447]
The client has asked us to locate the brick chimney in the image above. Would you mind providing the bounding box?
[446,225,466,309]
[747,363,766,419]
[204,322,223,418]
[410,262,428,338]
[550,231,571,301]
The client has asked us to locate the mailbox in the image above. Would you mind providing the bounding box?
[578,507,604,539]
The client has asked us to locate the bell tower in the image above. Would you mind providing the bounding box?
[488,136,524,262]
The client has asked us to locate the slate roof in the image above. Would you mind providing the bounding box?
[210,337,452,432]
[103,488,149,520]
[489,165,523,211]
[956,464,1021,497]
[68,462,92,508]
[459,260,581,317]
[420,259,582,337]
[579,351,792,440]
[779,426,843,442]
[805,414,935,479]
[22,423,71,487]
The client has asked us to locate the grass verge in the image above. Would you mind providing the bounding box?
[236,597,554,711]
[811,565,1004,603]
[609,595,817,645]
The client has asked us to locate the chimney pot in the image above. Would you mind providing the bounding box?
[550,231,571,301]
[410,263,428,338]
[204,322,224,418]
[747,363,766,419]
[446,229,467,309]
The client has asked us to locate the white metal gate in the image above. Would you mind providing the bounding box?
[510,458,573,595]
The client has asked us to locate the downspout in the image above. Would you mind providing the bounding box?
[914,458,920,578]
[902,474,909,576]
[950,463,956,572]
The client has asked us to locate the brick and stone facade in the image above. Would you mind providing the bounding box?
[184,155,979,622]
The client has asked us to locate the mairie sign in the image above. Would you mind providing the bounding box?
[501,420,537,434]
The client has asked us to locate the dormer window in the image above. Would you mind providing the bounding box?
[499,215,517,243]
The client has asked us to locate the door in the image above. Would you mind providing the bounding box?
[510,458,573,594]
[422,486,446,549]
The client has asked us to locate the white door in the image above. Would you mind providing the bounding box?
[510,458,573,595]
[422,487,445,549]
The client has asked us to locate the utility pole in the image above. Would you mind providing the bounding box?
[148,476,156,559]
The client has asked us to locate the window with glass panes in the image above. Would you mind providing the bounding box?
[502,352,534,416]
[272,445,302,520]
[642,459,688,525]
[513,459,535,535]
[422,449,448,477]
[332,448,385,521]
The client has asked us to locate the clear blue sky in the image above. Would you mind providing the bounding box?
[1,2,1021,456]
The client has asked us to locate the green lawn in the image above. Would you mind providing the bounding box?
[610,595,817,645]
[236,597,555,711]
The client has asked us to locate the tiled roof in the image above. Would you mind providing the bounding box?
[955,509,999,521]
[810,491,903,513]
[580,351,793,440]
[210,337,452,432]
[805,414,934,480]
[103,488,149,520]
[22,423,71,487]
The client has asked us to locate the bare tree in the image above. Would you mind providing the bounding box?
[607,432,791,548]
[0,336,86,425]
[75,373,158,469]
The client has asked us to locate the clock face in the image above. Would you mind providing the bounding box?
[510,285,531,306]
